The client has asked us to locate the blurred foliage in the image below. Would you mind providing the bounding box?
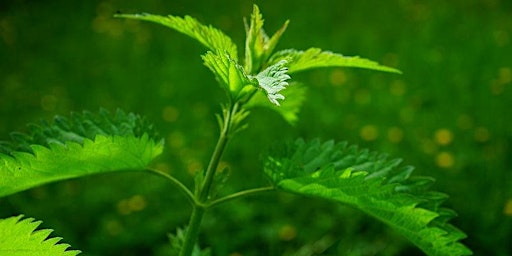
[0,0,511,255]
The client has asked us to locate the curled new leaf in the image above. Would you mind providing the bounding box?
[0,109,163,197]
[202,51,258,101]
[244,4,289,74]
[264,139,472,256]
[0,215,81,256]
[253,59,291,106]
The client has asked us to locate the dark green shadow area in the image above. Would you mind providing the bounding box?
[0,0,511,255]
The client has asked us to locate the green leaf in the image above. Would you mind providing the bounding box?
[264,139,472,256]
[268,48,402,74]
[202,51,258,101]
[169,228,211,256]
[115,13,237,60]
[245,82,306,125]
[253,59,291,106]
[0,215,81,256]
[244,4,289,74]
[0,109,163,197]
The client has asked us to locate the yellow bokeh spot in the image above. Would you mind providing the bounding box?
[474,127,490,142]
[390,80,406,96]
[168,131,185,149]
[360,125,379,141]
[498,67,511,84]
[187,160,203,176]
[116,195,147,215]
[92,2,123,37]
[436,151,455,168]
[504,199,512,216]
[216,161,231,174]
[329,70,347,86]
[128,195,147,212]
[154,162,171,173]
[279,224,297,241]
[490,67,511,95]
[162,106,179,122]
[387,127,404,143]
[105,220,123,236]
[117,199,131,215]
[434,129,453,146]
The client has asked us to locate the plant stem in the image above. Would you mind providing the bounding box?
[207,186,275,208]
[198,103,237,202]
[179,103,238,256]
[179,205,206,256]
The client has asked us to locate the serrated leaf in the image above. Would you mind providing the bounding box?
[202,51,258,101]
[0,110,163,197]
[264,139,472,256]
[244,4,289,74]
[253,59,291,106]
[0,215,81,256]
[245,82,306,125]
[268,48,402,74]
[115,13,237,60]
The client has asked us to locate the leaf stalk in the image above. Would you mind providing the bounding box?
[207,186,275,208]
[148,168,196,206]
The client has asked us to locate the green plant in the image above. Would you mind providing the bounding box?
[0,5,472,256]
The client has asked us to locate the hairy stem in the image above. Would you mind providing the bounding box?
[198,103,238,202]
[179,205,206,256]
[180,103,238,256]
[199,128,228,201]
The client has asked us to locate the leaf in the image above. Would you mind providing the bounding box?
[253,59,291,106]
[115,13,238,60]
[202,51,258,101]
[0,109,164,197]
[264,139,472,256]
[0,215,81,256]
[245,82,306,125]
[244,4,289,74]
[268,48,402,74]
[168,228,211,256]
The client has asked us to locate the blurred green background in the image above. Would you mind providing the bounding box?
[1,0,511,255]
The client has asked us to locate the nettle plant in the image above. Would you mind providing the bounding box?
[0,5,471,256]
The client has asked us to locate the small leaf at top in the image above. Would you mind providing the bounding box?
[0,215,81,256]
[244,4,289,74]
[264,139,472,256]
[115,13,238,60]
[268,48,402,74]
[0,109,164,197]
